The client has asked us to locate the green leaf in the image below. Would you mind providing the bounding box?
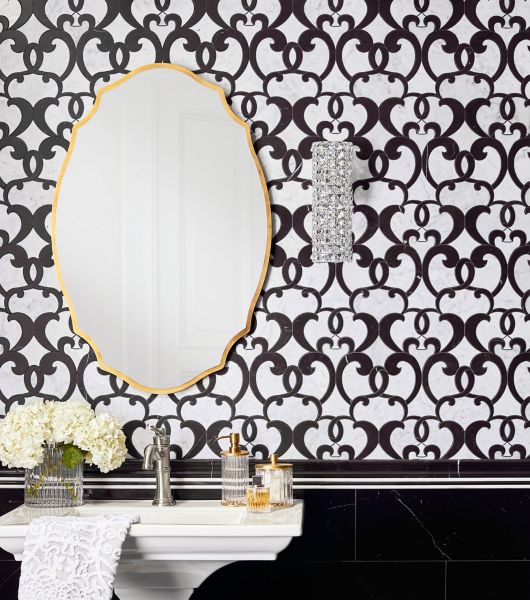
[61,444,87,469]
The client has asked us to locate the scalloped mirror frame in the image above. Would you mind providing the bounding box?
[51,63,272,395]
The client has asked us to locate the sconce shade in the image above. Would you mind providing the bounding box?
[311,141,353,263]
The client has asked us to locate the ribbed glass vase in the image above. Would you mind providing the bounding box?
[24,445,84,508]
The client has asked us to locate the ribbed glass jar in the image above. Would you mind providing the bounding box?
[221,454,249,506]
[255,465,293,507]
[24,445,83,508]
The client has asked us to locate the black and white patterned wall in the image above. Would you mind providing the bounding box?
[0,0,529,462]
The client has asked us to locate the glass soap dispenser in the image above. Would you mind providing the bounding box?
[217,432,249,506]
[255,453,293,507]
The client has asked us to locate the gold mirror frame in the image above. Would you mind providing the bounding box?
[51,63,272,395]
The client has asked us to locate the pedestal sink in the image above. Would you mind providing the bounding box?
[0,500,304,600]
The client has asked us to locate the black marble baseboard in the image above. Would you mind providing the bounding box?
[4,457,530,483]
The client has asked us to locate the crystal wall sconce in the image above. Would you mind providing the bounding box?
[311,141,354,263]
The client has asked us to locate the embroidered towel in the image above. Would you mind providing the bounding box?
[19,513,139,600]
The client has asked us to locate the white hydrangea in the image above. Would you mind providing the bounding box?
[0,399,127,472]
[49,400,95,445]
[0,400,51,469]
[76,413,128,473]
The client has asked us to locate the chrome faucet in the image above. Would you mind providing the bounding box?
[143,425,176,506]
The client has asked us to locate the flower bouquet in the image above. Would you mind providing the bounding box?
[0,399,127,507]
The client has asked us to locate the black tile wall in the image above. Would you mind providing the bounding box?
[0,561,20,600]
[279,490,356,561]
[447,562,530,600]
[0,489,22,600]
[195,489,530,599]
[356,489,530,561]
[193,561,446,600]
[357,490,449,560]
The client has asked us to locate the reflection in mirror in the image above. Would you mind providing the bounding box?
[54,65,269,392]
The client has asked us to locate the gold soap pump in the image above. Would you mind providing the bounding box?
[217,432,249,506]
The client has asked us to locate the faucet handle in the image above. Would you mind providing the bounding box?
[149,425,170,444]
[150,425,166,436]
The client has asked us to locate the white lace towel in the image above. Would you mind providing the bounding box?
[19,513,139,600]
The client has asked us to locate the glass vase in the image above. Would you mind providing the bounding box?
[24,444,84,508]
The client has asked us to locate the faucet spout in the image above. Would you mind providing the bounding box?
[143,444,157,470]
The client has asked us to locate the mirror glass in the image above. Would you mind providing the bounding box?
[54,65,269,392]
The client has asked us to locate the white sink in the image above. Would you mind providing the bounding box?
[79,500,248,525]
[0,500,304,600]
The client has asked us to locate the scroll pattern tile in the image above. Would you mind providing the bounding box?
[0,0,529,460]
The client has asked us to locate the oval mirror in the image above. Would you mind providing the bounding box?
[53,64,270,393]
